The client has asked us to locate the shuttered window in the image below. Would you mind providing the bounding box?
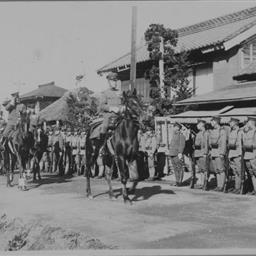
[241,40,256,68]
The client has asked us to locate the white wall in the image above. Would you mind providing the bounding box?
[194,64,213,95]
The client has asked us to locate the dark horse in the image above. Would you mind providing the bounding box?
[30,127,48,181]
[85,90,143,203]
[3,111,34,187]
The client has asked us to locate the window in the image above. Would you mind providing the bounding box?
[241,40,256,68]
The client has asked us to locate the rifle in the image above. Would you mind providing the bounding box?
[240,132,245,194]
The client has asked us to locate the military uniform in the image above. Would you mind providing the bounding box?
[71,131,80,174]
[99,87,122,135]
[64,130,73,174]
[144,130,157,180]
[136,130,147,180]
[228,119,242,192]
[209,118,227,191]
[242,120,256,193]
[194,120,209,187]
[168,123,186,186]
[79,131,86,175]
[51,129,64,174]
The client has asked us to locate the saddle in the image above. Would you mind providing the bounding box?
[89,119,104,139]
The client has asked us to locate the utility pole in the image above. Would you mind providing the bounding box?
[159,36,165,98]
[130,6,137,91]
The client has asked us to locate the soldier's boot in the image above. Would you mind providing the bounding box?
[202,172,209,190]
[233,175,241,194]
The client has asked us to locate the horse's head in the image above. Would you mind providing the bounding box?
[121,89,144,119]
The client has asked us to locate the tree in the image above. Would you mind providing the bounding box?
[144,24,193,115]
[66,87,98,129]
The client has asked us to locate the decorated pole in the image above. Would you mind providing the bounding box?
[130,6,137,91]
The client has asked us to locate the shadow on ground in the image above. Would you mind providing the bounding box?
[94,185,175,201]
[28,174,73,189]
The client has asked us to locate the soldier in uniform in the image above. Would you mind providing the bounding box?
[144,127,157,180]
[228,118,243,193]
[98,79,124,139]
[209,116,227,192]
[39,126,51,173]
[52,126,64,175]
[168,122,186,186]
[48,126,54,172]
[194,119,209,189]
[242,116,256,195]
[79,129,86,176]
[71,128,80,174]
[64,127,73,174]
[136,129,147,180]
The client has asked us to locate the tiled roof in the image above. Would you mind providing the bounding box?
[175,81,256,106]
[233,61,256,80]
[20,82,67,100]
[98,6,256,74]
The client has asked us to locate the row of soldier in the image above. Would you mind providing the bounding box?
[194,115,256,194]
[36,125,88,177]
[136,115,256,195]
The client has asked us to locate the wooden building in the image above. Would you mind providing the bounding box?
[20,81,67,114]
[97,6,256,109]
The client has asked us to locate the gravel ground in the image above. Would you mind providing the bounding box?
[1,173,256,250]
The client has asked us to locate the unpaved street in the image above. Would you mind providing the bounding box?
[1,173,256,250]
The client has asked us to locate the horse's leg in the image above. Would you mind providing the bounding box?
[116,156,132,204]
[105,159,115,200]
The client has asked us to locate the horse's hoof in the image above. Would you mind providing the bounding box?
[124,197,132,205]
[87,195,93,200]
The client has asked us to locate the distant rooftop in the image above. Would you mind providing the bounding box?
[20,81,67,101]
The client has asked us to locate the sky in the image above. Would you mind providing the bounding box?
[0,0,255,103]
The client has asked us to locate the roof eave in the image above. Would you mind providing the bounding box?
[175,96,256,106]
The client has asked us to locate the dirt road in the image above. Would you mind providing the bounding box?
[1,173,256,250]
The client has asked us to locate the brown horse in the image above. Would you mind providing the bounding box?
[85,90,143,203]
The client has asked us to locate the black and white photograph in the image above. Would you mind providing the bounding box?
[1,1,256,255]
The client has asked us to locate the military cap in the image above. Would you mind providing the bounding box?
[11,92,19,97]
[229,117,240,124]
[173,121,182,129]
[211,116,221,122]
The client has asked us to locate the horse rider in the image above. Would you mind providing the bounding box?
[98,79,125,141]
[209,116,227,192]
[194,119,209,189]
[1,92,26,153]
[242,116,256,195]
[168,122,186,186]
[227,117,243,194]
